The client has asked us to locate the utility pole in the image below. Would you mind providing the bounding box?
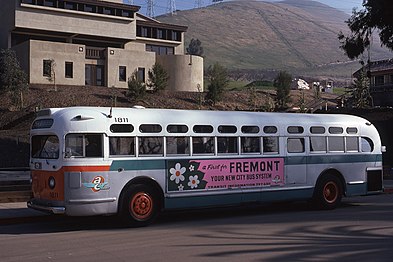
[147,0,155,17]
[195,0,203,8]
[167,0,176,16]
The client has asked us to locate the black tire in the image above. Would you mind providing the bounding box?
[312,174,342,210]
[119,184,160,227]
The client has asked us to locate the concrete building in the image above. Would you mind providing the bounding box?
[353,59,393,106]
[0,0,203,91]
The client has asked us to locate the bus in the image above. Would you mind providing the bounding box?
[28,107,384,226]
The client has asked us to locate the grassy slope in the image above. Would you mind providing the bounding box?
[158,0,392,78]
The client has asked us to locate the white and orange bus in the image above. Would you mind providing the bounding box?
[28,107,384,226]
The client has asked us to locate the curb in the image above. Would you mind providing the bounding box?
[384,188,393,194]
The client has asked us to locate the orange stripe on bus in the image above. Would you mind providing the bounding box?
[62,166,110,172]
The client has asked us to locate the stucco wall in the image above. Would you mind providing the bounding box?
[29,40,86,86]
[157,55,204,92]
[15,4,136,40]
[106,48,156,88]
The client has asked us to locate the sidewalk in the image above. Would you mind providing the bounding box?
[0,180,392,224]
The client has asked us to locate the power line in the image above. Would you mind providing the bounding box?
[146,0,155,17]
[167,0,176,15]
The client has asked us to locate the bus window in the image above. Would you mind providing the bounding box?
[346,137,359,152]
[192,137,214,155]
[241,126,259,134]
[85,135,103,157]
[110,124,134,133]
[361,137,374,152]
[287,137,305,153]
[310,136,327,152]
[310,126,325,134]
[328,136,344,152]
[218,125,237,133]
[193,125,213,133]
[287,126,304,134]
[31,135,59,159]
[329,127,343,134]
[65,134,103,157]
[140,124,162,133]
[218,137,238,154]
[346,127,358,134]
[109,137,135,156]
[263,136,279,153]
[241,137,260,153]
[138,137,163,155]
[167,125,188,133]
[263,126,277,134]
[166,137,190,155]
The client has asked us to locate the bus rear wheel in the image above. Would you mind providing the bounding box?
[120,184,159,227]
[313,174,342,210]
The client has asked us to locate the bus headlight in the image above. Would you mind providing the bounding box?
[48,176,56,189]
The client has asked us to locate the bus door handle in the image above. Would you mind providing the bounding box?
[118,168,124,172]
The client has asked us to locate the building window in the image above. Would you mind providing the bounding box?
[65,62,73,78]
[119,66,126,82]
[374,75,385,86]
[43,60,52,77]
[146,44,174,55]
[157,29,164,39]
[137,68,145,82]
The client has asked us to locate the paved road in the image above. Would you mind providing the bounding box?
[1,194,393,262]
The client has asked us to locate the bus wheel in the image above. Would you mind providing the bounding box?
[313,174,342,210]
[120,184,159,227]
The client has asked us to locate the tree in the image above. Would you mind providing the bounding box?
[0,49,29,110]
[348,66,372,108]
[205,62,229,105]
[44,59,57,91]
[338,0,393,59]
[127,70,146,100]
[186,38,204,57]
[147,63,169,92]
[274,71,292,110]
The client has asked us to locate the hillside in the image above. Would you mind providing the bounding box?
[0,84,339,168]
[157,0,392,78]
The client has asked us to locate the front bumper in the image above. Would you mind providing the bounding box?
[27,200,66,215]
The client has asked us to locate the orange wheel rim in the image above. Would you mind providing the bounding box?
[130,192,153,221]
[323,181,338,204]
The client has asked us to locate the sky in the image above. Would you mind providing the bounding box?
[123,0,364,17]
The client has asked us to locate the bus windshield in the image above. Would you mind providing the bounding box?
[31,135,59,159]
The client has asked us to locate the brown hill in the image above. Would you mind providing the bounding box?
[157,0,392,78]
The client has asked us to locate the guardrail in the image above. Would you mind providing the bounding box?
[0,168,31,203]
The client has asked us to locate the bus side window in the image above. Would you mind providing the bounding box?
[287,137,305,153]
[192,137,214,155]
[241,137,260,154]
[328,136,344,152]
[65,134,84,157]
[138,137,163,156]
[85,134,103,157]
[218,137,238,154]
[361,137,374,152]
[109,137,135,156]
[166,137,190,155]
[346,136,359,152]
[263,136,279,154]
[310,136,327,152]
